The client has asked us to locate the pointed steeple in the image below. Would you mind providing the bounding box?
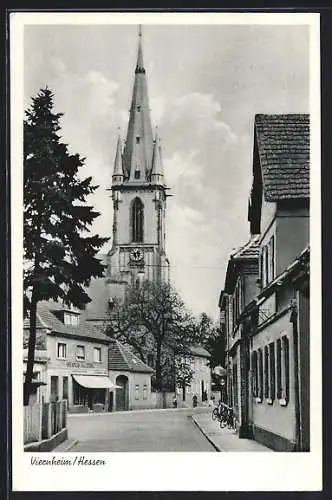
[151,130,164,184]
[136,25,144,73]
[112,133,124,184]
[122,25,154,182]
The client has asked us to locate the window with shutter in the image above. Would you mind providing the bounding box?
[268,342,275,402]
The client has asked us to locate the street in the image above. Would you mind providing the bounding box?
[67,408,216,452]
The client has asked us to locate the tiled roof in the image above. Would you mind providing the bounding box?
[108,340,154,374]
[231,235,260,260]
[255,114,310,201]
[24,301,111,344]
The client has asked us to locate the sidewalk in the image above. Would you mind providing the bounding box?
[192,412,272,452]
[53,438,78,452]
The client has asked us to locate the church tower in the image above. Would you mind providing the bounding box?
[107,26,170,302]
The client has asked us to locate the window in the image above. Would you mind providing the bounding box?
[260,235,275,288]
[137,105,141,112]
[63,376,68,400]
[73,379,87,405]
[251,351,258,398]
[268,235,275,282]
[268,342,275,403]
[282,336,290,405]
[131,197,144,242]
[57,342,67,359]
[136,136,140,144]
[134,165,141,179]
[233,364,238,411]
[276,339,282,399]
[258,349,263,401]
[76,345,85,361]
[264,346,269,399]
[93,347,101,363]
[94,389,105,405]
[143,385,148,400]
[64,312,79,327]
[135,384,140,400]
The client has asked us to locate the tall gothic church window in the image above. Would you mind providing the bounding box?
[131,197,144,242]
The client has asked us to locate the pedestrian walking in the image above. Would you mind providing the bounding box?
[192,394,198,408]
[173,395,178,408]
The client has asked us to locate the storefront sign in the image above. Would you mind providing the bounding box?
[66,361,94,369]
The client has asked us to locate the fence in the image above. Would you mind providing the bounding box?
[24,400,68,445]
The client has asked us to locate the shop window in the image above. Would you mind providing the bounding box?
[143,385,148,400]
[93,347,101,363]
[63,376,68,400]
[135,384,140,400]
[73,379,86,405]
[57,342,67,359]
[76,345,85,361]
[94,389,105,405]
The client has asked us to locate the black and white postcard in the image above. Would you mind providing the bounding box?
[10,11,321,491]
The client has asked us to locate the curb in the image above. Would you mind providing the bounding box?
[62,439,79,452]
[68,407,210,417]
[191,416,223,452]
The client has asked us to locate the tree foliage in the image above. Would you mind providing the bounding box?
[23,87,109,404]
[174,357,195,401]
[105,280,197,391]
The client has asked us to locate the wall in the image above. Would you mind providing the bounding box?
[251,312,296,446]
[260,198,276,239]
[276,213,309,275]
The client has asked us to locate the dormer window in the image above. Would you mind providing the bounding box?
[63,311,80,327]
[134,164,141,179]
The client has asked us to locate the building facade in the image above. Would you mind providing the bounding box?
[219,236,260,437]
[108,339,154,411]
[24,301,115,413]
[219,114,310,451]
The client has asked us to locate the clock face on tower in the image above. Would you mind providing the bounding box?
[130,248,143,262]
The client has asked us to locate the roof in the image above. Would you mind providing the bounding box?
[24,301,111,344]
[188,346,211,358]
[223,236,260,294]
[255,114,310,201]
[231,235,260,260]
[108,340,154,374]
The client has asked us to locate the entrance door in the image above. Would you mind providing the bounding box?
[116,375,129,411]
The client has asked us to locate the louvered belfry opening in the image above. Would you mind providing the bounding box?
[132,197,144,242]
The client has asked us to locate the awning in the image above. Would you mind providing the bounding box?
[72,375,121,389]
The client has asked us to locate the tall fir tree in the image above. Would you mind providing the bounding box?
[23,87,109,405]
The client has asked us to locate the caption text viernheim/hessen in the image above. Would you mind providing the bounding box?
[31,456,106,466]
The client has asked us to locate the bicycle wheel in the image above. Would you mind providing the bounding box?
[212,408,218,421]
[220,417,227,428]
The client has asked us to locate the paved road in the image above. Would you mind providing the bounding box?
[67,408,215,452]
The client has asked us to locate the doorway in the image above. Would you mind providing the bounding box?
[116,375,129,411]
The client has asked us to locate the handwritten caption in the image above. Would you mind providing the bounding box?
[31,456,106,466]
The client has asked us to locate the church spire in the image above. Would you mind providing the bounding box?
[136,24,144,73]
[151,130,164,184]
[112,132,124,184]
[122,25,154,182]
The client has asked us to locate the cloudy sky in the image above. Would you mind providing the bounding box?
[24,19,309,318]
